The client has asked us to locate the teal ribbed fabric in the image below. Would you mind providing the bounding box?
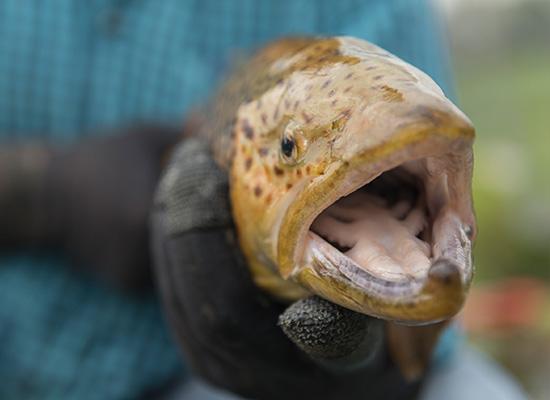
[0,1,455,399]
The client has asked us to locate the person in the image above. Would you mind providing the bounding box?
[0,1,528,399]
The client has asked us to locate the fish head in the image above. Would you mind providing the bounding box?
[230,37,476,324]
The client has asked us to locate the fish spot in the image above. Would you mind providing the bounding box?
[254,185,263,197]
[259,147,269,157]
[261,113,268,125]
[286,182,293,190]
[366,66,376,71]
[265,193,273,205]
[341,108,352,119]
[273,166,284,176]
[305,166,311,174]
[256,99,262,110]
[343,86,352,93]
[244,158,252,171]
[301,111,313,124]
[273,106,279,120]
[328,89,336,97]
[373,75,383,81]
[305,94,312,102]
[242,119,254,139]
[296,169,303,177]
[284,99,291,109]
[381,85,404,102]
[321,79,331,89]
[331,99,338,107]
[293,100,300,111]
[344,72,354,80]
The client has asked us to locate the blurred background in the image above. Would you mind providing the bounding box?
[438,0,550,398]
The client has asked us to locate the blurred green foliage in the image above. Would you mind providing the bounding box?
[455,48,550,282]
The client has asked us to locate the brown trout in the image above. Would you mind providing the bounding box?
[190,36,476,375]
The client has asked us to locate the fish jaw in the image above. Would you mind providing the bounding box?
[277,106,476,324]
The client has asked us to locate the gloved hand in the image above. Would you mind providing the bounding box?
[0,125,180,290]
[151,138,424,400]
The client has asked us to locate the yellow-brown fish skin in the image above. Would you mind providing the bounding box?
[192,36,475,326]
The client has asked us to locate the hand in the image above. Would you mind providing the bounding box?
[0,125,180,290]
[151,138,423,400]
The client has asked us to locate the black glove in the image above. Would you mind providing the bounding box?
[0,125,180,290]
[151,138,423,400]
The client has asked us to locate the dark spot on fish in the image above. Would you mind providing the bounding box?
[256,99,262,110]
[305,94,312,102]
[328,89,336,97]
[273,166,284,176]
[301,111,313,123]
[284,99,291,109]
[293,100,300,111]
[321,79,331,89]
[265,193,272,205]
[331,99,338,107]
[261,113,268,125]
[244,158,252,171]
[374,75,383,81]
[273,106,279,120]
[259,147,269,157]
[344,86,352,93]
[241,144,246,153]
[242,119,254,139]
[276,78,284,86]
[254,185,263,197]
[344,72,353,80]
[296,169,303,177]
[286,183,293,190]
[305,55,314,62]
[306,84,313,91]
[366,66,376,71]
[341,108,352,119]
[381,85,404,102]
[305,166,311,174]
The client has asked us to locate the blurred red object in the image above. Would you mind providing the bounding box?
[461,277,549,335]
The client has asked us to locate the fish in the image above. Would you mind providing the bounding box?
[189,36,476,377]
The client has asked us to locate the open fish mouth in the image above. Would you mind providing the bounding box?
[292,142,475,324]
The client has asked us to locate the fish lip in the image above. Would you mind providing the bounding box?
[278,131,475,324]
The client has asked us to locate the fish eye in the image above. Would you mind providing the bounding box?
[281,136,295,159]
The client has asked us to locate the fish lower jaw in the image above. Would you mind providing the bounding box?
[292,152,475,324]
